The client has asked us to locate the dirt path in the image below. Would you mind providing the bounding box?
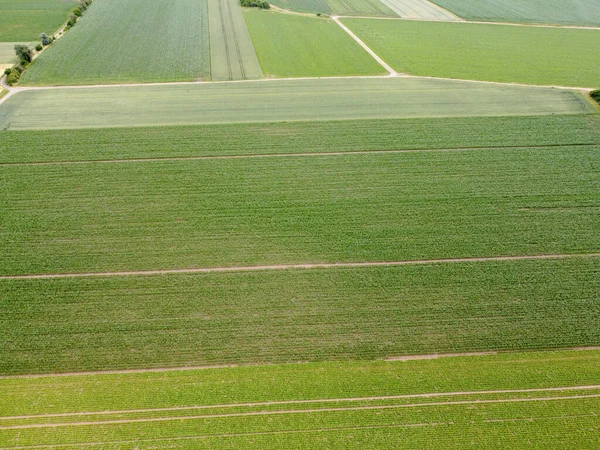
[332,16,397,75]
[1,253,598,280]
[6,143,599,167]
[4,384,600,421]
[3,392,600,430]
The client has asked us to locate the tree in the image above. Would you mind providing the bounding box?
[14,44,32,63]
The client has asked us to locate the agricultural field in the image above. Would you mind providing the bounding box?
[1,350,600,447]
[2,0,600,445]
[19,0,211,85]
[430,0,600,27]
[0,0,77,41]
[2,145,600,274]
[2,258,600,373]
[244,10,384,77]
[0,78,594,130]
[343,19,600,87]
[209,0,262,80]
[379,0,459,20]
[2,114,599,163]
[269,0,397,17]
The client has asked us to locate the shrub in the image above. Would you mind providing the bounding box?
[3,68,11,76]
[72,6,83,16]
[240,0,270,8]
[591,90,600,105]
[67,14,78,27]
[14,44,33,63]
[40,33,52,46]
[35,44,43,51]
[6,70,20,86]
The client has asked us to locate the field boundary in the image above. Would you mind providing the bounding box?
[1,253,599,280]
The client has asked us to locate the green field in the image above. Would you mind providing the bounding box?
[2,258,600,373]
[343,19,600,87]
[1,350,600,447]
[270,0,332,14]
[379,0,459,20]
[431,0,600,27]
[2,114,599,163]
[19,0,210,85]
[244,11,384,77]
[0,78,594,130]
[0,0,77,42]
[269,0,396,16]
[209,0,262,80]
[2,146,599,275]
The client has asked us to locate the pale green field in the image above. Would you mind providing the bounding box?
[0,0,77,42]
[271,0,397,16]
[379,0,458,20]
[209,0,262,80]
[244,10,384,77]
[19,0,210,85]
[343,19,600,87]
[0,78,594,130]
[1,350,600,447]
[431,0,600,26]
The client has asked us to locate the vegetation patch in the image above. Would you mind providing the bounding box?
[244,10,384,77]
[430,0,600,27]
[19,0,210,85]
[343,19,600,88]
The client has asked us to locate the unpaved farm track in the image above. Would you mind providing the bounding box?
[2,391,600,430]
[1,253,599,280]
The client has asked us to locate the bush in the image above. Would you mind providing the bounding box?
[3,68,11,76]
[67,14,78,27]
[35,44,43,51]
[72,6,83,16]
[6,70,20,86]
[240,0,270,8]
[40,33,52,46]
[591,90,600,105]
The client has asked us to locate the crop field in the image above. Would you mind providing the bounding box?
[209,0,262,80]
[0,42,19,65]
[1,350,600,447]
[244,11,384,77]
[0,78,594,130]
[2,258,600,373]
[343,19,600,87]
[2,114,599,163]
[269,0,397,16]
[0,0,77,41]
[379,0,459,20]
[2,146,599,275]
[430,0,600,27]
[19,0,211,85]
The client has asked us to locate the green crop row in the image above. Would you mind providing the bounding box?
[2,114,599,163]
